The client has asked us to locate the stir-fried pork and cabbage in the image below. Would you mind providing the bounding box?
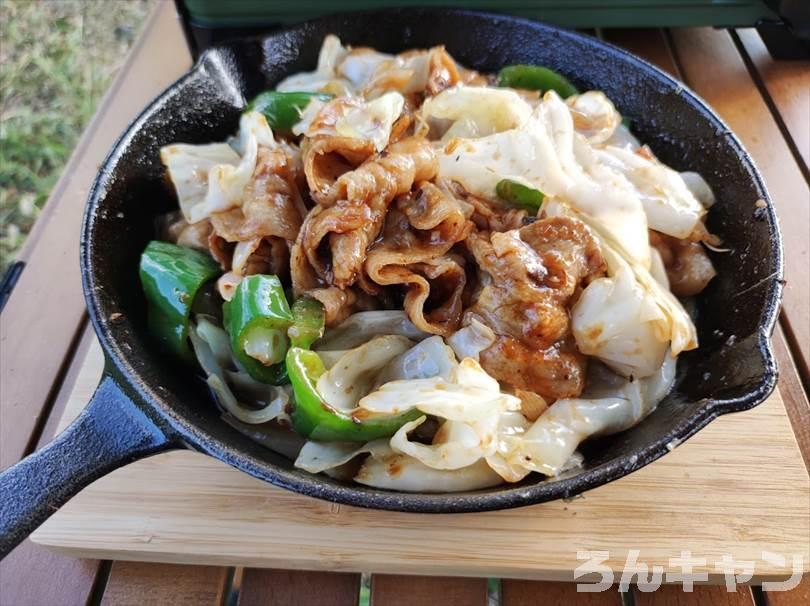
[140,36,719,492]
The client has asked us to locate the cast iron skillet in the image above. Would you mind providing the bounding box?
[0,8,783,558]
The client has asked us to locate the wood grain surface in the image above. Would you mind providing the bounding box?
[634,585,755,606]
[237,569,360,606]
[0,0,192,471]
[501,580,623,605]
[30,339,810,582]
[734,29,810,173]
[100,562,229,606]
[372,575,488,606]
[603,28,679,74]
[763,574,810,606]
[772,327,810,471]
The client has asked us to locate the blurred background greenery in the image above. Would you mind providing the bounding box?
[0,0,156,274]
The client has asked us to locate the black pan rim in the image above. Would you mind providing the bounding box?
[81,8,784,513]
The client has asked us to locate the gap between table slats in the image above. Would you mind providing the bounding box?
[604,27,810,464]
[605,27,810,390]
[665,27,810,386]
[733,29,810,181]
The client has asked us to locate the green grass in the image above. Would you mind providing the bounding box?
[0,0,155,273]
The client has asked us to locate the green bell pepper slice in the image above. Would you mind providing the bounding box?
[287,347,421,442]
[246,91,333,131]
[496,179,545,211]
[139,240,220,360]
[288,298,325,349]
[224,275,293,384]
[497,64,579,98]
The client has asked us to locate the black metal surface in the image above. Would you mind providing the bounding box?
[0,9,784,554]
[0,374,173,556]
[0,261,25,314]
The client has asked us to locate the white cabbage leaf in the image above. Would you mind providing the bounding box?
[365,52,433,96]
[604,122,640,150]
[374,335,458,386]
[357,356,518,473]
[566,91,621,144]
[437,91,652,267]
[316,349,350,370]
[316,335,413,411]
[275,34,352,95]
[679,171,716,208]
[355,448,503,492]
[295,92,405,153]
[296,435,503,491]
[484,411,533,482]
[358,357,521,420]
[231,110,277,152]
[389,416,485,470]
[291,97,328,136]
[338,49,396,88]
[545,199,698,360]
[572,250,670,378]
[189,319,288,424]
[160,111,273,223]
[594,145,706,238]
[420,86,532,140]
[315,311,429,350]
[275,35,428,97]
[489,355,677,478]
[335,92,404,151]
[649,247,670,289]
[294,439,389,474]
[446,318,496,362]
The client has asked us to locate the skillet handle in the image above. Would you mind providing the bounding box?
[0,373,174,558]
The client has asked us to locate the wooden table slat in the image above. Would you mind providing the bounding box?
[667,27,810,380]
[0,0,192,471]
[100,562,230,606]
[0,327,101,606]
[734,29,810,176]
[0,6,206,606]
[501,580,623,605]
[371,575,488,606]
[634,585,756,605]
[237,569,360,606]
[602,28,680,76]
[772,326,810,470]
[0,541,100,606]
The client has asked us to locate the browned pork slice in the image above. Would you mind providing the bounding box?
[363,182,473,336]
[293,137,438,290]
[468,216,606,400]
[649,229,716,297]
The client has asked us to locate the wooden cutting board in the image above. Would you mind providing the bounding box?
[31,339,809,582]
